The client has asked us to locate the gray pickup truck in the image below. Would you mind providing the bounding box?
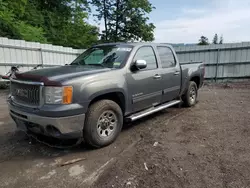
[8,43,205,148]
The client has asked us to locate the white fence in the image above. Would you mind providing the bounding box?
[0,37,83,76]
[175,43,250,81]
[1,37,250,81]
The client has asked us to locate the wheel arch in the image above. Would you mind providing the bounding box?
[88,90,126,114]
[190,76,200,88]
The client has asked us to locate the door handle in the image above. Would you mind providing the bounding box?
[174,71,180,75]
[153,74,161,79]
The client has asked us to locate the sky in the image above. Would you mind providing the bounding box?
[151,0,250,43]
[89,0,250,44]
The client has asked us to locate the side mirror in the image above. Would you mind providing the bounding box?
[135,60,147,70]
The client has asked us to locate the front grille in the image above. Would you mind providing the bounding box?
[10,80,42,106]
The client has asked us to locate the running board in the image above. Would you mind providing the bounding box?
[126,100,181,122]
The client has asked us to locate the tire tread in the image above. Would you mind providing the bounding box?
[182,81,198,107]
[83,100,123,148]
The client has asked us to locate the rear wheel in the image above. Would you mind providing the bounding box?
[182,81,198,107]
[83,100,123,148]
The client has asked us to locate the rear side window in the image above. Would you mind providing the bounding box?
[133,46,157,70]
[157,46,176,68]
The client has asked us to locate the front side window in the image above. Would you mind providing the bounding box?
[157,46,176,68]
[71,45,132,68]
[133,46,157,70]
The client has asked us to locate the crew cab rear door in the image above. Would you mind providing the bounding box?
[156,46,181,102]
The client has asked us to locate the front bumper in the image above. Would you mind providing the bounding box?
[9,103,85,139]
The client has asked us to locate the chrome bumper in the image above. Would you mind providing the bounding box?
[9,104,85,139]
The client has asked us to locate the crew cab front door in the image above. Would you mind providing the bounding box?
[126,46,162,112]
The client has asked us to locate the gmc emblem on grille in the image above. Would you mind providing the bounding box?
[15,88,28,98]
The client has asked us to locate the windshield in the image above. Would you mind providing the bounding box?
[71,45,132,68]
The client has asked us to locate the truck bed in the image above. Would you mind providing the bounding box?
[180,61,205,95]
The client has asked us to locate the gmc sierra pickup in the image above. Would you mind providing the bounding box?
[8,43,205,148]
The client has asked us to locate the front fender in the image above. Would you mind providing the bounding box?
[78,78,128,109]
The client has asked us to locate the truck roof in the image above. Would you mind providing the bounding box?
[94,42,173,48]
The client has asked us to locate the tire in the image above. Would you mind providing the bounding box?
[182,81,198,107]
[83,100,123,148]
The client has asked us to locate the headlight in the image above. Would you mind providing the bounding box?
[45,86,73,104]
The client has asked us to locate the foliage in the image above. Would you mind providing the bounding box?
[0,0,98,48]
[198,36,209,45]
[17,21,47,42]
[91,0,155,42]
[212,33,218,44]
[219,35,223,44]
[0,0,156,47]
[0,0,20,39]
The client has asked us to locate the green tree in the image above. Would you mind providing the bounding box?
[212,33,218,44]
[0,0,99,48]
[0,0,46,42]
[219,35,223,44]
[92,0,155,42]
[198,36,209,45]
[0,0,21,39]
[91,0,115,41]
[17,21,47,42]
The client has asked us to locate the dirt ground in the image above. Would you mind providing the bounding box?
[0,83,250,188]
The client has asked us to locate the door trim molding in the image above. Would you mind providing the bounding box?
[132,90,162,103]
[163,86,180,94]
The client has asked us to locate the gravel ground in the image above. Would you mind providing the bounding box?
[0,83,250,188]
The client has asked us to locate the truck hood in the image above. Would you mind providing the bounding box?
[14,65,111,86]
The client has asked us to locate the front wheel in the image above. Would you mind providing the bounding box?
[182,81,198,107]
[83,100,123,148]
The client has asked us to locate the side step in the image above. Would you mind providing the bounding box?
[126,100,181,122]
